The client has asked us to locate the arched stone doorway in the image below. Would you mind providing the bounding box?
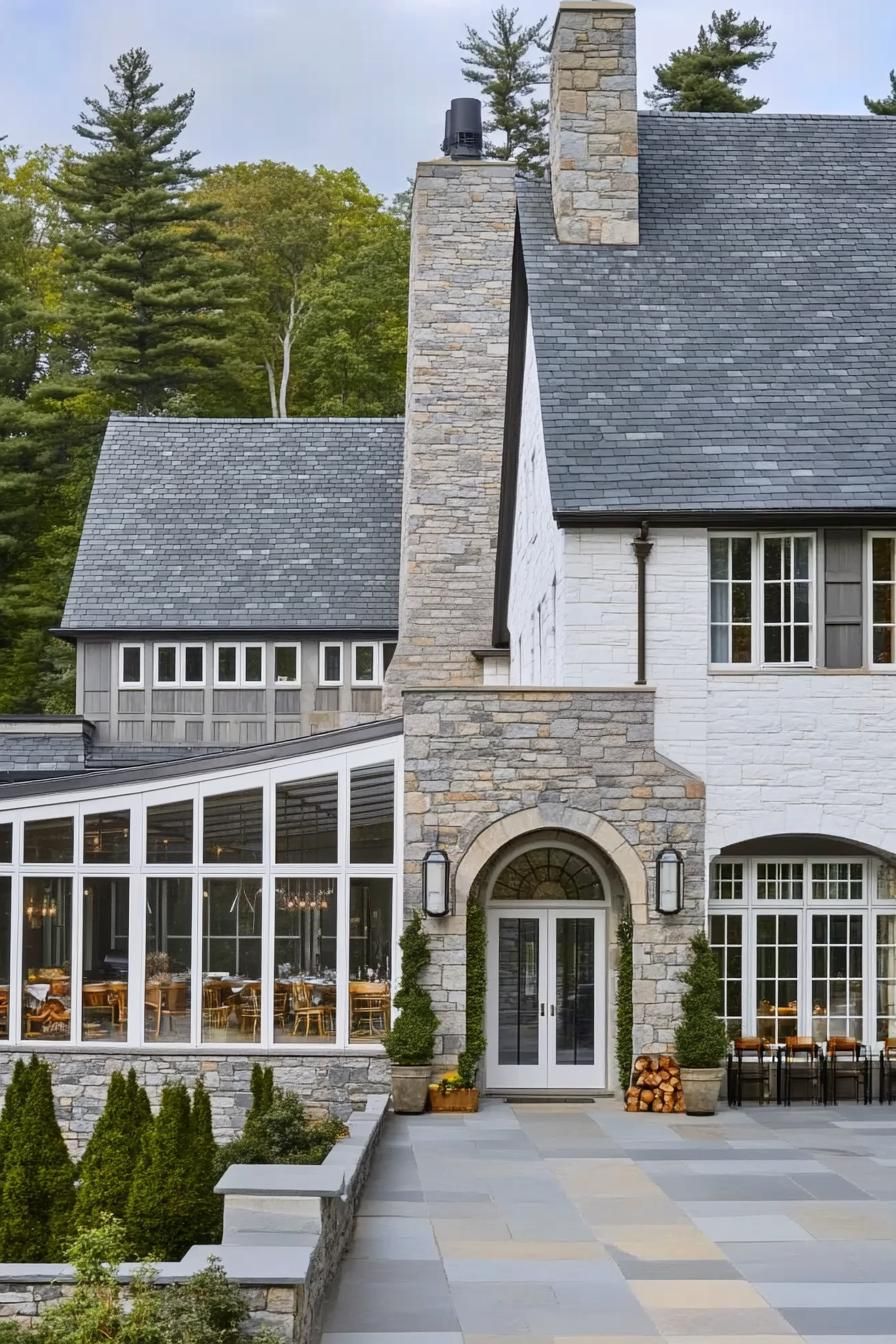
[467,824,632,1093]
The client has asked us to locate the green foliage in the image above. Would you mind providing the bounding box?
[248,1063,274,1121]
[126,1080,196,1260]
[384,910,439,1067]
[215,1089,345,1177]
[865,70,896,115]
[645,8,775,113]
[674,931,729,1069]
[0,1057,75,1261]
[188,1080,223,1245]
[457,899,486,1088]
[0,1058,32,1194]
[615,915,634,1090]
[74,1069,150,1232]
[459,5,550,175]
[22,1216,280,1344]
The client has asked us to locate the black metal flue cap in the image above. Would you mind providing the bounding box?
[441,97,483,160]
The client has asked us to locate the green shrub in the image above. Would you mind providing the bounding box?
[674,931,729,1069]
[74,1070,151,1232]
[457,898,485,1089]
[0,1058,33,1194]
[189,1080,223,1245]
[215,1090,345,1178]
[615,915,634,1090]
[0,1057,75,1261]
[248,1064,274,1121]
[384,910,438,1066]
[126,1080,196,1260]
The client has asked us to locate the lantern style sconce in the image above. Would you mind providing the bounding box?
[655,846,684,915]
[422,846,451,918]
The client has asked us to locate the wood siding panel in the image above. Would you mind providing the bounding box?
[824,529,863,668]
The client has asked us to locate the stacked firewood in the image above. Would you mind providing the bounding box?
[624,1054,685,1113]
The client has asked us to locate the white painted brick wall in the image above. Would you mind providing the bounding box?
[508,319,563,685]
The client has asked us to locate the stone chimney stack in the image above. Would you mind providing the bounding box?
[550,0,639,245]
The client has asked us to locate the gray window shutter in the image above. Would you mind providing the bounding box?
[824,530,863,668]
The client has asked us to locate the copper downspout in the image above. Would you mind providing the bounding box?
[632,521,653,685]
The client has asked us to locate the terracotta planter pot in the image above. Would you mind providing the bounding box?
[429,1086,480,1113]
[679,1066,725,1116]
[390,1064,432,1114]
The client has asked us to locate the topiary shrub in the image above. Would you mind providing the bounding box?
[188,1080,223,1246]
[247,1064,274,1123]
[457,898,485,1089]
[615,914,634,1091]
[215,1090,345,1179]
[74,1069,151,1232]
[384,910,438,1066]
[0,1057,75,1261]
[126,1080,196,1260]
[674,931,729,1069]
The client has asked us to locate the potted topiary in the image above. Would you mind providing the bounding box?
[674,931,729,1116]
[384,910,439,1114]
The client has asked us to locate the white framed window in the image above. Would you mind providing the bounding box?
[273,644,301,686]
[351,642,380,687]
[215,644,238,687]
[119,645,144,689]
[709,911,743,1038]
[182,645,205,687]
[761,534,814,666]
[709,536,753,665]
[320,643,343,686]
[756,861,804,901]
[870,534,896,666]
[242,644,265,687]
[153,644,179,687]
[811,861,863,901]
[712,861,744,901]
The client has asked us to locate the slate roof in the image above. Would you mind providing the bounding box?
[61,417,404,631]
[517,113,896,519]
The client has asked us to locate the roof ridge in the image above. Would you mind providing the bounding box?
[108,414,405,425]
[638,110,893,124]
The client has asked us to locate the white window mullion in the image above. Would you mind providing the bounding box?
[127,805,145,1047]
[9,869,22,1045]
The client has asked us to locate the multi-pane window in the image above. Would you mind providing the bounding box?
[871,536,896,665]
[22,877,72,1041]
[756,862,804,900]
[709,537,752,664]
[811,862,863,901]
[712,862,743,901]
[214,643,264,688]
[811,912,863,1042]
[755,912,799,1044]
[762,535,812,664]
[709,912,742,1039]
[876,913,896,1043]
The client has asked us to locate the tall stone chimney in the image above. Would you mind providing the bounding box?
[550,0,638,245]
[383,154,517,710]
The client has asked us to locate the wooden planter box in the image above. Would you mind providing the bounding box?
[428,1086,480,1113]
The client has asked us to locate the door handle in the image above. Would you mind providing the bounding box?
[539,1003,545,1017]
[550,1004,555,1017]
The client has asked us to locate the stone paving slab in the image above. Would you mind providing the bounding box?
[321,1100,896,1343]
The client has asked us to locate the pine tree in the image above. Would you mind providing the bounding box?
[51,48,239,414]
[459,6,550,175]
[0,1057,33,1194]
[865,70,896,116]
[74,1069,150,1231]
[126,1080,195,1259]
[0,1057,75,1261]
[248,1063,274,1122]
[645,9,775,113]
[188,1080,222,1245]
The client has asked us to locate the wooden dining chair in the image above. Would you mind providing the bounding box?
[827,1035,866,1104]
[291,980,329,1037]
[240,990,262,1041]
[202,983,229,1033]
[349,982,390,1038]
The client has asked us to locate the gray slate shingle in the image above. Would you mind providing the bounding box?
[61,417,403,631]
[517,113,896,517]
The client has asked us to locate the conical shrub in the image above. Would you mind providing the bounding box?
[0,1057,34,1196]
[188,1079,222,1245]
[674,931,729,1069]
[126,1080,195,1259]
[0,1057,75,1261]
[74,1069,150,1232]
[248,1063,274,1121]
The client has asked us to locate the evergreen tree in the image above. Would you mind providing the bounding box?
[188,1080,222,1245]
[865,70,896,115]
[0,1057,75,1261]
[51,48,239,414]
[674,932,729,1069]
[0,1057,33,1194]
[73,1069,150,1231]
[248,1063,274,1121]
[459,6,550,175]
[126,1080,195,1259]
[645,9,775,113]
[384,911,439,1066]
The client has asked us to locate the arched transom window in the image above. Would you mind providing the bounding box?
[490,845,605,903]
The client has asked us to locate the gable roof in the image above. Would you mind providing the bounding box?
[517,113,896,521]
[61,416,404,632]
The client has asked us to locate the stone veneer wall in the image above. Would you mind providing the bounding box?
[549,0,639,246]
[0,1050,389,1152]
[382,158,517,709]
[402,688,705,1076]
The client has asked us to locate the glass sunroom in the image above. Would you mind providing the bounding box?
[0,723,402,1054]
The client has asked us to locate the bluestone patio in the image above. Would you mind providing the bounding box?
[322,1099,896,1343]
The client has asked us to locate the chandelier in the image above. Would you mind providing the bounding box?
[275,882,333,913]
[26,886,58,928]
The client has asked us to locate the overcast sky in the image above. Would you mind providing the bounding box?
[2,0,895,198]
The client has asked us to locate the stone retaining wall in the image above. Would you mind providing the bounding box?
[0,1049,389,1151]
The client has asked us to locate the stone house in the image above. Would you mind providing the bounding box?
[1,0,895,1125]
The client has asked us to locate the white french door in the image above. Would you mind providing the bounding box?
[485,906,606,1091]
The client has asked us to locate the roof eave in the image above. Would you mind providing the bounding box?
[554,507,896,528]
